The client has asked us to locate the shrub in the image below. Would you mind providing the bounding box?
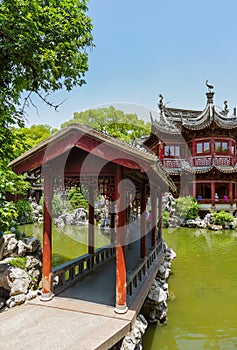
[162,210,170,228]
[176,196,199,221]
[68,187,88,210]
[211,210,234,226]
[39,194,64,218]
[8,257,27,270]
[15,198,34,224]
[0,201,18,232]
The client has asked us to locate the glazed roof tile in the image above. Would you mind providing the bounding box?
[152,89,237,132]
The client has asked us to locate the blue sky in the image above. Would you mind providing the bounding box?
[27,0,237,128]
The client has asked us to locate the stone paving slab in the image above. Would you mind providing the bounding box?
[0,300,134,350]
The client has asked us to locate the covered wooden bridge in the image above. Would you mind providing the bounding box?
[9,123,175,314]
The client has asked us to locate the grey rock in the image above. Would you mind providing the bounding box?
[2,234,18,258]
[147,280,167,303]
[0,264,30,296]
[6,294,26,308]
[9,267,30,296]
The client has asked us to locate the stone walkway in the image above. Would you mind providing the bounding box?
[0,297,136,350]
[0,228,162,349]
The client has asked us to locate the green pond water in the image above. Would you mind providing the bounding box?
[20,223,110,267]
[21,224,237,349]
[143,227,237,350]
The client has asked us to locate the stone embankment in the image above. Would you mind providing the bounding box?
[144,244,176,325]
[112,243,176,350]
[0,233,42,310]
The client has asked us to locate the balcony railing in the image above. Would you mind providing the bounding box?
[163,155,236,169]
[163,158,182,168]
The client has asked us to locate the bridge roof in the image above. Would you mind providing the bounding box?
[9,122,175,191]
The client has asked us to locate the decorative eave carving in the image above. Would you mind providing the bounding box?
[153,82,237,132]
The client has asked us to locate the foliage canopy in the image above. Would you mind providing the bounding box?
[0,0,93,124]
[0,0,93,231]
[61,106,151,143]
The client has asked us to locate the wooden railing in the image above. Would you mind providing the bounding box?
[52,245,115,294]
[163,155,236,169]
[163,158,182,168]
[126,239,164,301]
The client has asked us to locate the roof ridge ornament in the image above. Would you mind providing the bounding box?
[206,80,214,92]
[158,94,164,112]
[205,80,214,104]
[223,100,229,115]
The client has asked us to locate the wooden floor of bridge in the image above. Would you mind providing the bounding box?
[0,228,163,350]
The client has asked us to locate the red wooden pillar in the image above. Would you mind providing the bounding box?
[157,193,163,240]
[135,196,139,222]
[192,139,195,156]
[109,198,116,245]
[88,186,95,266]
[151,186,157,247]
[114,166,127,314]
[229,182,233,202]
[185,182,189,196]
[41,168,53,301]
[193,182,196,198]
[140,185,147,259]
[211,181,215,205]
[159,142,164,163]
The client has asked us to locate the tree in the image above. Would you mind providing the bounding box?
[0,166,30,232]
[68,187,88,210]
[15,198,34,224]
[0,0,93,230]
[13,124,57,157]
[61,106,151,144]
[0,0,93,157]
[39,194,63,218]
[0,0,94,130]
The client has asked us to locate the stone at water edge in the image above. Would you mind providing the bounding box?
[0,264,30,296]
[120,314,148,350]
[147,279,168,303]
[6,293,26,308]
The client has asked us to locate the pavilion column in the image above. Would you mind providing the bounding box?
[140,185,147,259]
[88,186,95,267]
[151,186,157,247]
[185,183,189,196]
[109,198,116,245]
[211,181,215,205]
[229,182,233,203]
[157,192,163,240]
[135,195,139,222]
[193,182,196,199]
[41,168,53,301]
[115,166,127,314]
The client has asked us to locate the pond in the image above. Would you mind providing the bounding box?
[20,223,110,266]
[143,227,237,350]
[20,224,237,349]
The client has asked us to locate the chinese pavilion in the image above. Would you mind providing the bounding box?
[144,83,237,215]
[9,123,175,313]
